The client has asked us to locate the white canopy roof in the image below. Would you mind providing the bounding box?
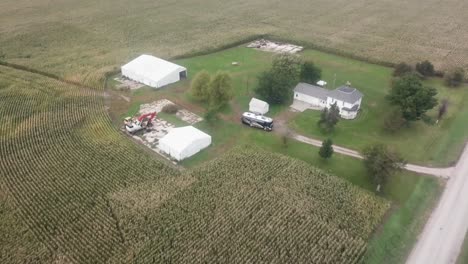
[159,126,211,161]
[121,55,186,88]
[249,98,269,114]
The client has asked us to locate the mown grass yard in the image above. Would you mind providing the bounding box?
[289,50,468,166]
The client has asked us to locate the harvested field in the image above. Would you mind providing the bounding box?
[0,0,467,88]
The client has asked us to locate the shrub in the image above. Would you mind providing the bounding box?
[161,104,180,114]
[444,67,465,87]
[300,61,322,84]
[204,108,218,124]
[319,138,334,159]
[415,60,435,77]
[393,63,413,77]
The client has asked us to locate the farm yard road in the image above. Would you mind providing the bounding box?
[292,133,454,178]
[406,145,468,264]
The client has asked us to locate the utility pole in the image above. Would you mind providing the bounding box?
[333,73,337,89]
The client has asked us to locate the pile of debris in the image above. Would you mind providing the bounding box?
[247,39,303,54]
[114,76,145,90]
[140,99,202,125]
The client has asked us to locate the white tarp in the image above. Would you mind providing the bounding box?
[159,126,211,161]
[121,55,187,88]
[249,98,269,114]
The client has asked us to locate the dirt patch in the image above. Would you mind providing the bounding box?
[247,39,303,54]
[140,99,202,125]
[114,76,145,90]
[124,100,205,163]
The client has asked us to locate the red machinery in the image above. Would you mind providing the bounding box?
[124,112,157,133]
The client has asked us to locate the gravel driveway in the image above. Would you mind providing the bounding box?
[406,145,468,264]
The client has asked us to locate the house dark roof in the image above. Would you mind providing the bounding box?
[328,85,363,104]
[294,82,329,101]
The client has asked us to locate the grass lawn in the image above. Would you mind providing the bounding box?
[290,50,468,166]
[458,235,468,264]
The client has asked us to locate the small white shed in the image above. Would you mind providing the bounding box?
[158,126,211,161]
[121,55,187,88]
[249,98,269,114]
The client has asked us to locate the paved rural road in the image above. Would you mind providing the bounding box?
[292,134,454,178]
[406,145,468,264]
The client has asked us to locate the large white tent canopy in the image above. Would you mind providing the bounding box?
[121,55,187,88]
[159,126,211,161]
[249,98,269,115]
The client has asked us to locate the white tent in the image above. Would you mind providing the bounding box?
[249,98,269,114]
[159,126,211,161]
[121,55,187,88]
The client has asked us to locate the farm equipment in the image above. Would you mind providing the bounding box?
[124,112,156,133]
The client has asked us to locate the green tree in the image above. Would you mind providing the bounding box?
[191,70,211,101]
[208,72,233,111]
[393,62,413,77]
[444,67,465,87]
[387,74,437,121]
[319,138,334,159]
[255,54,300,104]
[318,103,340,132]
[415,60,435,77]
[363,144,406,191]
[300,61,322,84]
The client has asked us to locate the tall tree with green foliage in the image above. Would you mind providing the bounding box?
[191,70,211,101]
[363,144,406,191]
[208,71,233,111]
[255,54,300,104]
[318,103,340,132]
[387,74,437,121]
[319,138,334,159]
[300,61,322,84]
[415,60,435,77]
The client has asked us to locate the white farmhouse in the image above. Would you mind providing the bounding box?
[293,82,363,119]
[121,55,187,88]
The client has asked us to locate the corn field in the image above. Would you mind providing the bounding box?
[110,147,390,263]
[0,66,181,263]
[0,65,389,263]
